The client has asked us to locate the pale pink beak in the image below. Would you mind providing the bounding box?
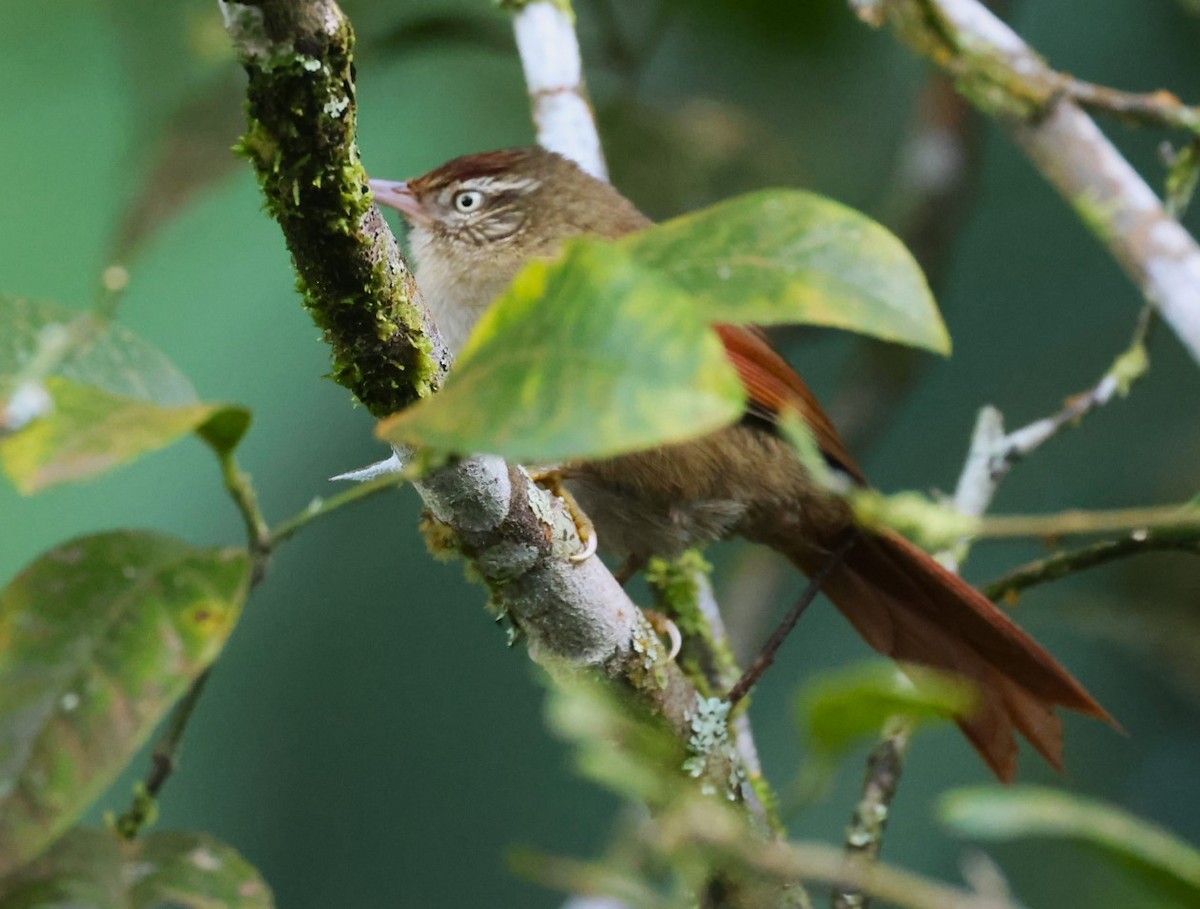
[369,179,429,225]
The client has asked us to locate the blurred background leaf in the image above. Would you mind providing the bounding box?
[940,785,1200,907]
[0,296,197,409]
[0,827,273,908]
[799,661,976,760]
[1,379,247,494]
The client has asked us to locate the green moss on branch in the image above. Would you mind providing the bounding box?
[223,0,446,416]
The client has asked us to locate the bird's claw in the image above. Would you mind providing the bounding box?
[529,468,597,563]
[570,527,599,563]
[644,609,683,661]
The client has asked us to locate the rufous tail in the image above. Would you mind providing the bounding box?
[790,529,1115,781]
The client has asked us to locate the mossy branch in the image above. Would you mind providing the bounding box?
[221,0,448,416]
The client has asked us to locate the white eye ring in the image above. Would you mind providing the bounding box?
[453,190,484,213]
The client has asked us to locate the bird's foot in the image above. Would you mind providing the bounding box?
[529,467,597,563]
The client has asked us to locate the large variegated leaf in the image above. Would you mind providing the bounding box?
[0,532,250,875]
[378,241,745,462]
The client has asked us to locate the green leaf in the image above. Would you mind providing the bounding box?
[939,786,1200,905]
[0,296,197,409]
[798,660,977,757]
[0,532,250,876]
[624,189,949,354]
[0,827,273,908]
[0,298,250,491]
[0,377,249,494]
[378,241,745,462]
[848,488,979,552]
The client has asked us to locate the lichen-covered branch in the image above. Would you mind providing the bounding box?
[831,723,911,909]
[854,0,1200,365]
[497,0,781,855]
[220,0,448,416]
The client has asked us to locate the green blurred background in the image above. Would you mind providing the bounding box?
[2,0,1199,905]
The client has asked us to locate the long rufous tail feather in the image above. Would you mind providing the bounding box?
[790,528,1114,781]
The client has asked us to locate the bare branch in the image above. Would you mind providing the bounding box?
[506,0,608,180]
[856,0,1200,365]
[1065,80,1200,135]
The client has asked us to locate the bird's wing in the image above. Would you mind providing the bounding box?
[714,324,867,484]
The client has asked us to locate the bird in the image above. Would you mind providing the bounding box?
[370,146,1114,781]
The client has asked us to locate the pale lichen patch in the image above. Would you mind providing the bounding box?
[681,694,744,800]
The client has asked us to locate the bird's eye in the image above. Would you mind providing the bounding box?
[453,190,485,213]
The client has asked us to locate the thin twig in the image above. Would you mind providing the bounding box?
[1065,79,1200,135]
[978,504,1200,540]
[727,532,858,707]
[269,471,410,546]
[831,723,912,909]
[985,526,1200,602]
[680,823,1024,909]
[943,309,1152,568]
[113,669,214,839]
[217,450,270,557]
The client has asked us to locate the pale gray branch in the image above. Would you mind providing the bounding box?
[860,0,1200,365]
[510,1,608,180]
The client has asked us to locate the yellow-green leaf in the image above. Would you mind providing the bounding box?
[625,189,949,354]
[378,241,745,462]
[0,296,197,411]
[0,532,250,876]
[0,377,249,494]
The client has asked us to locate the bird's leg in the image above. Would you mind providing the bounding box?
[528,467,597,563]
[726,531,859,705]
[613,553,647,586]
